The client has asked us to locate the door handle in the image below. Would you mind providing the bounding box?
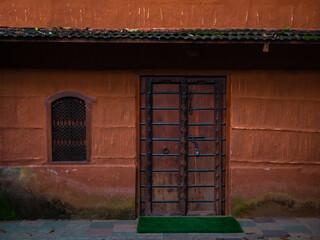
[163,147,169,154]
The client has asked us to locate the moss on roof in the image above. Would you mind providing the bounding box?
[0,27,319,42]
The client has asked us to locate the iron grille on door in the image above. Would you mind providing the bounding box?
[139,77,226,216]
[51,97,86,161]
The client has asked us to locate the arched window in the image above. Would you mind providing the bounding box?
[45,91,96,163]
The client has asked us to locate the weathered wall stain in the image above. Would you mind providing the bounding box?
[0,167,135,219]
[0,0,319,29]
[232,192,320,218]
[0,168,72,219]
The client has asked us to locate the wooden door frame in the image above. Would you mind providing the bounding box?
[135,71,232,217]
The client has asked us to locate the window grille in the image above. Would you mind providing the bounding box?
[51,97,86,161]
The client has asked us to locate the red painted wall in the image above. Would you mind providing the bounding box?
[230,71,320,195]
[229,71,320,216]
[0,69,319,217]
[0,0,319,30]
[0,0,319,219]
[0,69,137,218]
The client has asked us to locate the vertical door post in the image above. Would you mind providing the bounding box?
[145,79,153,216]
[214,80,222,215]
[179,79,188,215]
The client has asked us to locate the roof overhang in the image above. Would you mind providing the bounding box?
[0,27,320,44]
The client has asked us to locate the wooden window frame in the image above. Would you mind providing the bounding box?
[44,91,96,164]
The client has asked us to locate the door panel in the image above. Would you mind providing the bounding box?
[152,125,179,138]
[186,83,216,215]
[153,111,179,123]
[140,76,226,216]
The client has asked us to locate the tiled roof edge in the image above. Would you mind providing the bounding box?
[0,27,319,41]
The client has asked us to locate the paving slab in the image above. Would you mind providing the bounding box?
[14,225,40,233]
[216,238,242,240]
[113,224,137,232]
[188,233,220,240]
[40,221,68,230]
[137,233,164,239]
[115,220,137,225]
[20,220,45,227]
[90,221,115,229]
[163,233,193,239]
[0,217,319,239]
[253,218,276,223]
[86,228,113,237]
[275,218,303,227]
[282,225,311,233]
[238,220,257,227]
[301,219,320,234]
[58,237,101,240]
[242,226,263,234]
[111,231,140,239]
[243,234,267,240]
[262,229,289,238]
[35,229,64,239]
[0,221,20,233]
[255,223,283,230]
[4,231,35,240]
[289,232,318,239]
[65,220,91,231]
[60,230,87,238]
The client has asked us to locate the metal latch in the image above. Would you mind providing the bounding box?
[187,135,204,156]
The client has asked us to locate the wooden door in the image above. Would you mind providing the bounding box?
[139,77,226,216]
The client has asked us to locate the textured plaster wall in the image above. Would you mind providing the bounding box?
[0,69,320,218]
[0,69,136,219]
[0,0,319,30]
[229,71,320,215]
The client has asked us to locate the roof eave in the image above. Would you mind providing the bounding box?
[1,37,320,44]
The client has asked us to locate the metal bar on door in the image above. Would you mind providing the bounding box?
[141,91,226,95]
[140,169,215,172]
[140,137,219,141]
[140,122,226,126]
[140,107,224,110]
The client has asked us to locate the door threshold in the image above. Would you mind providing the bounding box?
[151,210,182,216]
[187,210,216,216]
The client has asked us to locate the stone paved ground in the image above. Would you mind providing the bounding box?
[0,218,319,240]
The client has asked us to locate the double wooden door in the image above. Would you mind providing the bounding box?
[140,77,226,216]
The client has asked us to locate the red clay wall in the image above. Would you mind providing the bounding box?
[0,0,319,30]
[0,69,319,218]
[229,71,320,217]
[0,69,137,219]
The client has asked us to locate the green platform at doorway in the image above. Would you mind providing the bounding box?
[137,216,243,233]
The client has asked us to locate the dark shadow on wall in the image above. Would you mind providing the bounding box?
[232,192,320,218]
[0,168,135,220]
[0,168,72,220]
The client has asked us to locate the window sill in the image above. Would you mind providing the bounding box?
[45,161,90,165]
